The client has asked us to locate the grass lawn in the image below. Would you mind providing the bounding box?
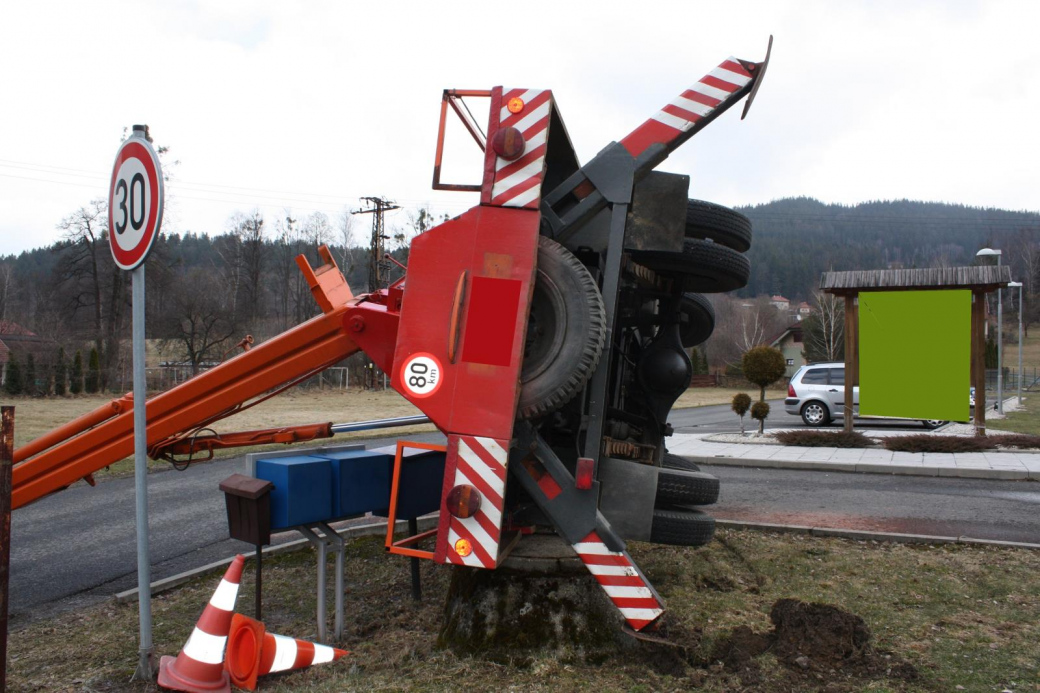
[8,529,1040,692]
[989,395,1039,436]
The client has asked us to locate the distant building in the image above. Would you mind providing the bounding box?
[768,323,805,378]
[769,295,790,311]
[797,301,811,316]
[0,321,56,387]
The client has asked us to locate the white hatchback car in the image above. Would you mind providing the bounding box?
[783,363,948,429]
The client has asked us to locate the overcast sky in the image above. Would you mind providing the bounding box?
[1,0,1037,256]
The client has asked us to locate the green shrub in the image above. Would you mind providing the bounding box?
[4,356,23,396]
[70,351,83,395]
[883,435,992,453]
[774,430,872,448]
[986,434,1040,450]
[750,400,770,434]
[85,348,100,394]
[54,348,67,396]
[731,393,752,434]
[742,346,786,403]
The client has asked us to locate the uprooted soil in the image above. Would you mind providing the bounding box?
[710,598,918,685]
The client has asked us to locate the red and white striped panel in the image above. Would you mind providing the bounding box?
[443,435,509,568]
[158,554,244,691]
[620,58,752,159]
[572,531,664,631]
[489,88,552,209]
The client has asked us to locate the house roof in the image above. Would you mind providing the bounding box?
[820,265,1011,294]
[769,295,790,302]
[768,323,803,348]
[0,321,36,336]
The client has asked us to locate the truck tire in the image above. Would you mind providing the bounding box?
[630,238,750,293]
[685,199,752,252]
[663,452,700,473]
[678,293,714,347]
[650,508,715,547]
[655,468,720,507]
[519,236,606,419]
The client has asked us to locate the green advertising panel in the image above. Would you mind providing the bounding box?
[859,290,970,422]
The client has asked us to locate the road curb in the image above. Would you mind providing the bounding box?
[115,517,438,603]
[686,455,1038,481]
[716,519,1040,550]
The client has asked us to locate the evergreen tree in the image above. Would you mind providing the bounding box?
[70,350,84,394]
[4,356,23,396]
[25,353,36,396]
[984,334,998,369]
[54,348,67,396]
[86,348,101,393]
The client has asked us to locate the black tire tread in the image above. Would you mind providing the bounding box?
[679,292,715,347]
[650,508,716,547]
[655,468,720,507]
[631,238,750,293]
[519,236,606,419]
[685,199,752,252]
[663,452,700,473]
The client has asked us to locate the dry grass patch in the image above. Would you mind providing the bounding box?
[9,530,1040,692]
[673,388,755,409]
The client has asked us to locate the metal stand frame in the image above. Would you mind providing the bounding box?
[298,522,345,643]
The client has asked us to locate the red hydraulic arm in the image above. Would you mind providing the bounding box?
[11,248,362,509]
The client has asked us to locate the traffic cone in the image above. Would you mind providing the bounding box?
[158,554,245,693]
[225,613,349,690]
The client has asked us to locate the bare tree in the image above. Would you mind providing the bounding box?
[0,262,13,323]
[164,268,237,375]
[227,210,266,329]
[55,198,128,390]
[803,290,845,362]
[337,208,356,274]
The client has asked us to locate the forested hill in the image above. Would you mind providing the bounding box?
[735,197,1040,301]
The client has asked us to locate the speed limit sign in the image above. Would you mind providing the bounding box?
[108,126,163,270]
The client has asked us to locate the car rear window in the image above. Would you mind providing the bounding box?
[828,368,845,386]
[800,368,828,384]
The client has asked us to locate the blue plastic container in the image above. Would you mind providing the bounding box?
[255,456,333,530]
[320,449,394,517]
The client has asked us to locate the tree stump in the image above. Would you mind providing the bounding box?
[438,533,628,660]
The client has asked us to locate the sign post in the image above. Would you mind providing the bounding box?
[108,124,163,680]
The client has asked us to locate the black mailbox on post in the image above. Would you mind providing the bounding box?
[219,473,274,546]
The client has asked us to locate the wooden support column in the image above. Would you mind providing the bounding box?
[972,291,986,436]
[843,293,857,433]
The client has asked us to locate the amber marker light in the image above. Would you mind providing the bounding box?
[507,97,525,114]
[454,538,473,557]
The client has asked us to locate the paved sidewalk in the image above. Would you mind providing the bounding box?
[668,434,1040,480]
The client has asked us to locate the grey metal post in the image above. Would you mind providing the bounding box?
[131,265,154,680]
[997,255,1003,414]
[1017,283,1023,405]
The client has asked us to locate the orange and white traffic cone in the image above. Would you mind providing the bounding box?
[158,554,245,693]
[225,613,349,690]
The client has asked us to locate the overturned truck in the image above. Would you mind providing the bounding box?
[12,40,771,634]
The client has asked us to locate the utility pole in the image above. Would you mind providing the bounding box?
[352,197,400,390]
[353,197,401,293]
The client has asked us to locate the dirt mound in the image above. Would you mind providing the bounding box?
[709,599,917,684]
[769,598,871,666]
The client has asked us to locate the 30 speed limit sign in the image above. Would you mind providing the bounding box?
[108,127,163,270]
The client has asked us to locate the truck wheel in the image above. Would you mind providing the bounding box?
[519,236,606,419]
[800,401,831,427]
[655,468,719,507]
[678,293,714,347]
[663,452,700,472]
[650,508,715,547]
[631,239,750,293]
[685,199,752,252]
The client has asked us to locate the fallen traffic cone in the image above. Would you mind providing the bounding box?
[158,554,245,693]
[226,613,349,690]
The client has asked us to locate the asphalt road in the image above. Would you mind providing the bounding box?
[667,399,939,434]
[8,406,1031,624]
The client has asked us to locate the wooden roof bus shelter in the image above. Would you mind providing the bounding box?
[820,266,1011,436]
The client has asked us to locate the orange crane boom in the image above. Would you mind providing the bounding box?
[11,248,360,509]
